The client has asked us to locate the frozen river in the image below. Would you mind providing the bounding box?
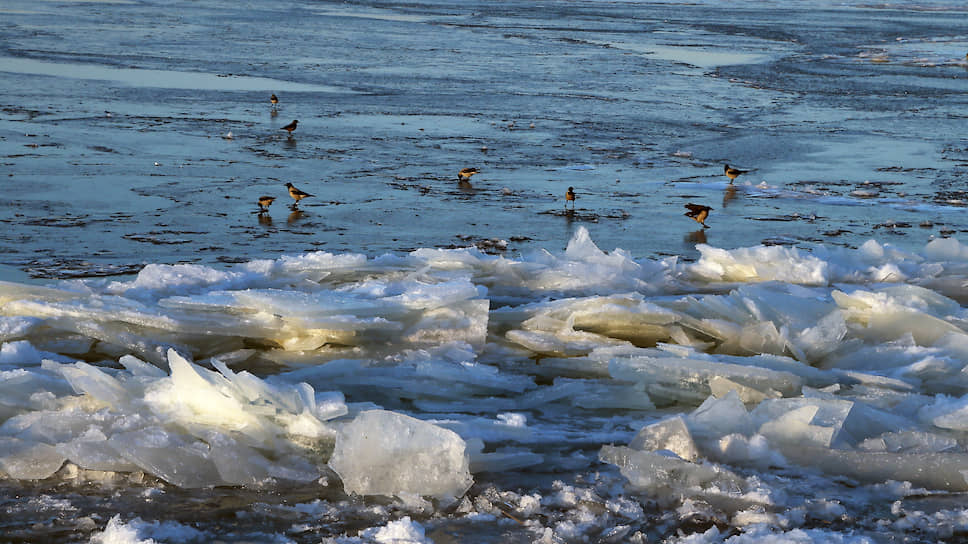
[1,0,968,542]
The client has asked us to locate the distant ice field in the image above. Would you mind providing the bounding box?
[1,0,968,542]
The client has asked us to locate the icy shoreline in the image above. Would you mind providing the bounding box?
[1,228,967,542]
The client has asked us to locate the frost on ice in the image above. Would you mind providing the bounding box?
[2,228,968,540]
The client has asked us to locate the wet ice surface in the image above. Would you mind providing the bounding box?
[1,0,968,280]
[1,0,968,542]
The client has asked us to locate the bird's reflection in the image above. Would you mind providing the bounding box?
[723,185,738,208]
[685,229,707,245]
[288,209,306,224]
[258,212,273,226]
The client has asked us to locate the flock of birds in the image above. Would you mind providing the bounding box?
[255,94,751,230]
[256,94,307,214]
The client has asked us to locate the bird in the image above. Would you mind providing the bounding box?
[286,182,313,205]
[270,94,279,108]
[257,196,276,212]
[684,203,712,228]
[724,164,748,183]
[281,119,298,137]
[458,167,479,183]
[565,186,576,209]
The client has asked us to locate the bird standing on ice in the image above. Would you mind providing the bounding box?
[724,164,748,184]
[565,186,576,210]
[286,182,313,206]
[270,94,278,108]
[458,167,479,188]
[458,167,479,182]
[281,119,298,137]
[258,196,276,212]
[684,203,712,228]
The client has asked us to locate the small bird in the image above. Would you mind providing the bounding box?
[565,186,576,209]
[270,94,279,108]
[684,203,712,228]
[257,195,276,212]
[724,164,748,183]
[281,119,298,137]
[286,182,313,205]
[458,167,479,183]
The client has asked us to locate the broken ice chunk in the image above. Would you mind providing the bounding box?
[918,393,968,431]
[752,397,911,448]
[144,350,273,441]
[709,376,781,404]
[0,340,71,367]
[328,410,472,502]
[758,405,838,449]
[609,355,802,406]
[49,361,132,407]
[688,244,829,285]
[57,431,139,473]
[600,445,746,499]
[832,288,962,346]
[857,431,959,454]
[779,446,968,492]
[687,392,754,440]
[201,431,319,485]
[0,436,65,479]
[108,427,223,488]
[628,416,700,461]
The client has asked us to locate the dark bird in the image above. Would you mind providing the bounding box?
[565,186,576,209]
[684,203,712,228]
[286,182,313,205]
[258,195,276,212]
[724,164,748,184]
[281,119,298,137]
[270,94,279,107]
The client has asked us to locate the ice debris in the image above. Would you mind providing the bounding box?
[0,349,345,486]
[1,228,968,541]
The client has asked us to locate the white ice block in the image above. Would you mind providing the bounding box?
[329,410,473,501]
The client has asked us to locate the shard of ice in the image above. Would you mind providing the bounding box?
[328,410,473,502]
